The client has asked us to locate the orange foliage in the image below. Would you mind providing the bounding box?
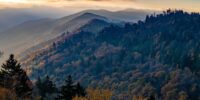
[132,95,147,100]
[0,87,17,100]
[73,88,113,100]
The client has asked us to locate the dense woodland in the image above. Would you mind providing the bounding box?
[0,54,104,100]
[1,10,200,100]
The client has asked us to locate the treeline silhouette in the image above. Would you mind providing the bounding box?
[0,54,86,100]
[0,55,156,100]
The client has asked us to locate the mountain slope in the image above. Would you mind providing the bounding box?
[0,9,153,59]
[51,12,108,34]
[22,10,200,99]
[0,12,110,61]
[19,17,111,59]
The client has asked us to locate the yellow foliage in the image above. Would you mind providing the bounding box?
[0,87,17,100]
[132,95,147,100]
[178,91,188,100]
[87,88,112,100]
[73,96,87,100]
[33,96,42,100]
[73,88,113,100]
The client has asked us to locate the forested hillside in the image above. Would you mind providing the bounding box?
[22,10,200,99]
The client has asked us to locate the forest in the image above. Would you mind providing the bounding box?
[0,54,116,100]
[1,10,200,100]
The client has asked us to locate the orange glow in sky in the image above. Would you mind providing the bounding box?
[0,0,199,12]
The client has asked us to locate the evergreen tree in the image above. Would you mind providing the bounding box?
[36,76,57,98]
[147,95,155,100]
[36,77,45,98]
[0,54,32,98]
[36,77,42,89]
[0,71,4,86]
[75,82,86,97]
[57,75,75,100]
[43,76,57,94]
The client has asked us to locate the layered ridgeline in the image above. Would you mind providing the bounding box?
[0,9,152,58]
[22,10,200,99]
[0,12,112,61]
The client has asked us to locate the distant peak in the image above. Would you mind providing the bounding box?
[81,12,100,17]
[76,12,107,20]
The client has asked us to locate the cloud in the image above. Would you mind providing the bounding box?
[0,0,141,11]
[0,0,199,12]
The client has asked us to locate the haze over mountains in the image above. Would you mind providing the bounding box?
[0,8,154,32]
[0,9,154,61]
[0,7,73,32]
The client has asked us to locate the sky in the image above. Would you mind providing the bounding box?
[0,0,199,12]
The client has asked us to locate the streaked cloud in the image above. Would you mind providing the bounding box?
[0,0,199,12]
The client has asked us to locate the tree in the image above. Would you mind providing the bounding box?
[43,76,57,94]
[35,77,43,99]
[75,82,86,97]
[147,95,155,100]
[57,75,75,100]
[0,51,3,58]
[36,76,57,99]
[0,54,32,98]
[57,75,86,100]
[178,91,188,100]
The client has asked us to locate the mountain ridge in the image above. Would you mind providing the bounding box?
[0,9,152,64]
[0,11,112,60]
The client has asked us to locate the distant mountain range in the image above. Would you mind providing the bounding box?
[83,9,156,22]
[0,7,74,32]
[0,10,40,32]
[0,9,154,60]
[0,12,108,58]
[0,8,155,32]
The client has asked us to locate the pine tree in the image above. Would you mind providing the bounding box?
[36,77,45,97]
[36,76,57,98]
[147,95,155,100]
[43,76,57,94]
[75,82,86,97]
[57,75,75,100]
[0,54,32,98]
